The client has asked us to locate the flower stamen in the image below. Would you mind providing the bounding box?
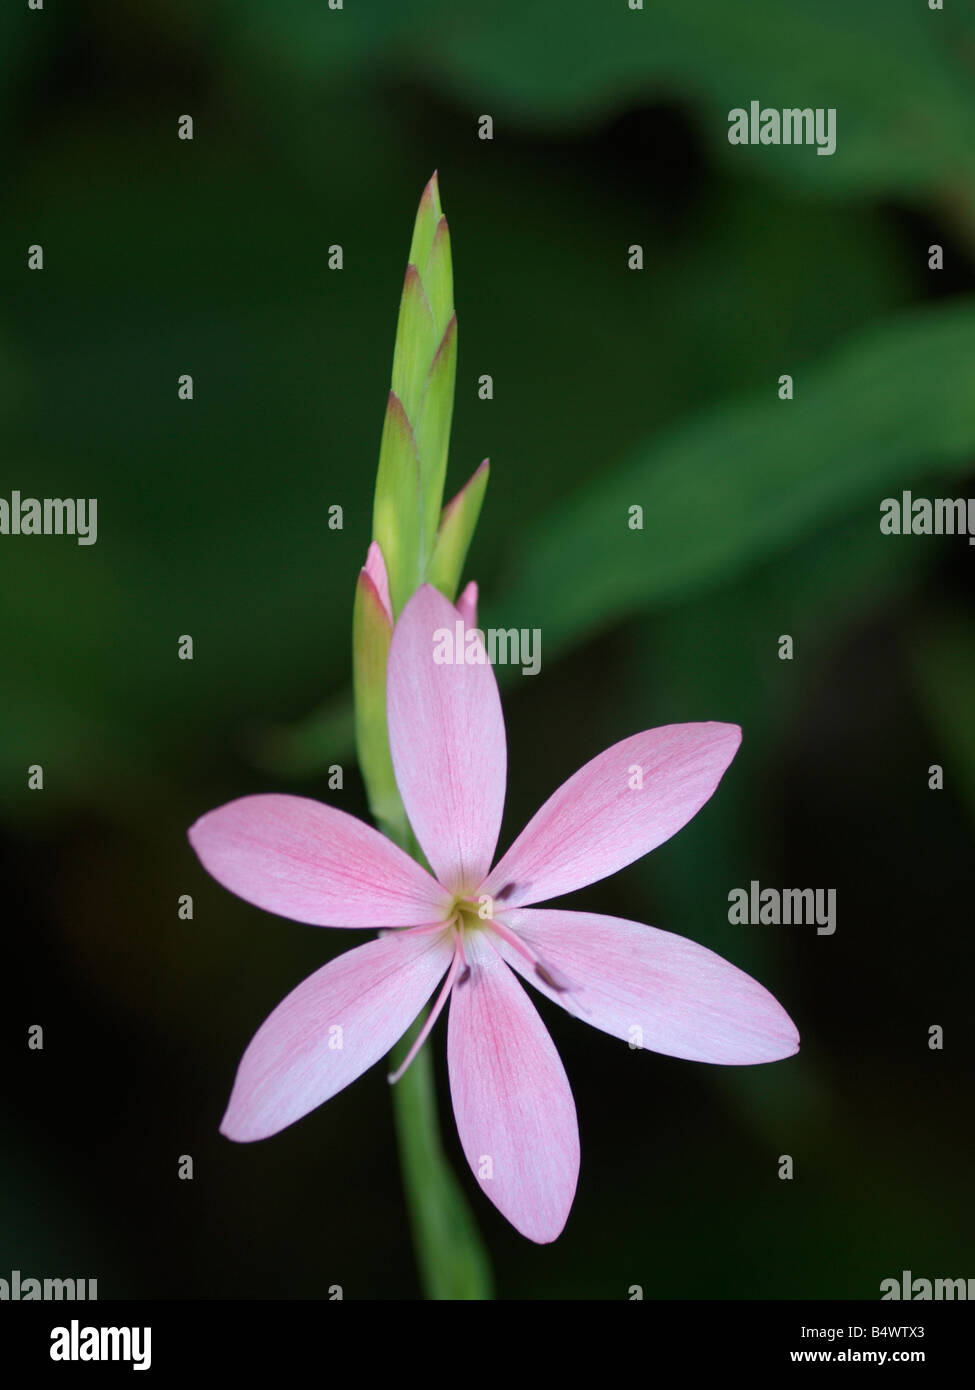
[386,926,464,1085]
[486,917,577,996]
[378,919,453,940]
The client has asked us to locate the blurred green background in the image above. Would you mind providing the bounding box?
[2,0,974,1299]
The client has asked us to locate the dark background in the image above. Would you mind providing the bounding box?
[2,0,974,1298]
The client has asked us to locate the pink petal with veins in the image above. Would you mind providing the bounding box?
[493,908,800,1064]
[387,585,506,893]
[484,723,741,907]
[221,930,453,1141]
[447,931,579,1243]
[188,793,450,928]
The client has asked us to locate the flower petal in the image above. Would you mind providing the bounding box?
[493,908,800,1064]
[189,793,450,928]
[387,584,506,894]
[363,539,393,626]
[447,932,579,1243]
[483,722,741,907]
[221,931,454,1141]
[455,579,478,629]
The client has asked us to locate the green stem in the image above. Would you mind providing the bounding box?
[389,1020,493,1299]
[381,824,493,1299]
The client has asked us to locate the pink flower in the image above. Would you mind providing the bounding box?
[189,584,798,1243]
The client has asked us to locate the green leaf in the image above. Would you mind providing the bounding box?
[351,563,407,843]
[373,174,458,615]
[372,391,423,615]
[422,216,454,338]
[227,2,975,214]
[494,298,975,656]
[390,267,439,426]
[414,314,458,554]
[427,459,490,601]
[424,0,975,203]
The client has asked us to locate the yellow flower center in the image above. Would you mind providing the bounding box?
[450,895,490,934]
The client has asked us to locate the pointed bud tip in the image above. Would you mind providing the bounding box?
[456,580,479,629]
[419,171,443,221]
[359,541,393,626]
[442,457,489,519]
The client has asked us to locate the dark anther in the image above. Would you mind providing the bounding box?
[535,962,570,993]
